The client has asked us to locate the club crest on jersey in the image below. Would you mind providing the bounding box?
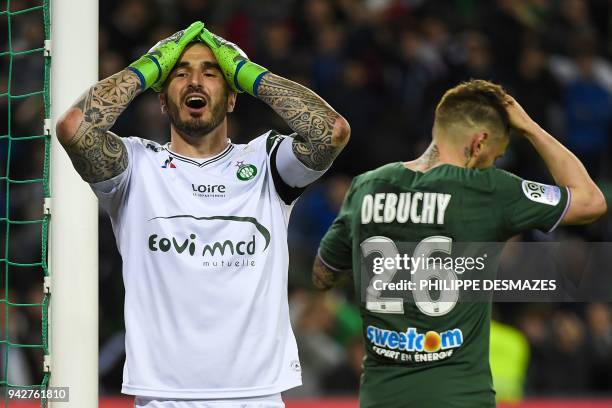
[235,161,257,181]
[161,156,176,169]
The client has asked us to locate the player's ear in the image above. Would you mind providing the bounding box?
[464,131,488,168]
[159,92,167,114]
[227,91,237,113]
[471,132,488,155]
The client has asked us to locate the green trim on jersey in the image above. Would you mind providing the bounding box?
[266,130,284,155]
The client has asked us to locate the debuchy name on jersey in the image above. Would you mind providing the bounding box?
[91,132,302,399]
[319,162,570,408]
[360,191,451,225]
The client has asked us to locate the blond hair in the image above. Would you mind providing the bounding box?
[434,79,510,140]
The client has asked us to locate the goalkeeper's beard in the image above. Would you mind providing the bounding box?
[166,94,228,139]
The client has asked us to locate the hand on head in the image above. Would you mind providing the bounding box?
[128,21,269,97]
[198,27,269,97]
[128,21,205,92]
[503,95,538,136]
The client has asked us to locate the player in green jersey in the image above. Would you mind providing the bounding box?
[313,80,607,407]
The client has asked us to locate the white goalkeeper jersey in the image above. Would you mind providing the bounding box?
[91,132,304,399]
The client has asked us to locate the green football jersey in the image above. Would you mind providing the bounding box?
[318,162,569,408]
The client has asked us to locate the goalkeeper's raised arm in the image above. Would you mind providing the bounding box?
[199,28,350,180]
[55,21,204,183]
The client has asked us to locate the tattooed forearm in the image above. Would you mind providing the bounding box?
[312,256,350,290]
[61,69,141,183]
[257,73,350,171]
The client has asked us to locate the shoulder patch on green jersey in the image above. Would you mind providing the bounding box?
[521,180,562,206]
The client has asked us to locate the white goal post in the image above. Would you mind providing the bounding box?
[49,0,99,406]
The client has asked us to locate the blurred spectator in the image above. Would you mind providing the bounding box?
[563,39,612,178]
[544,311,590,393]
[490,319,529,402]
[311,24,348,100]
[519,306,553,393]
[586,303,612,392]
[510,46,562,132]
[321,336,364,395]
[256,20,300,78]
[481,0,531,78]
[417,15,451,79]
[100,51,126,80]
[290,175,351,255]
[296,0,339,50]
[0,289,38,386]
[456,30,497,82]
[332,60,385,173]
[546,0,596,55]
[106,0,159,60]
[386,29,430,135]
[288,290,361,396]
[506,45,562,180]
[289,175,351,287]
[288,290,345,396]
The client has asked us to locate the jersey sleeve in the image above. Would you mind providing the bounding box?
[263,131,310,205]
[274,136,328,188]
[318,179,357,271]
[495,170,571,235]
[89,135,137,215]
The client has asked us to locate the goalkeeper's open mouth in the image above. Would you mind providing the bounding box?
[183,93,208,115]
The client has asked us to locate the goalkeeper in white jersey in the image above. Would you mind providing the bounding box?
[55,21,350,407]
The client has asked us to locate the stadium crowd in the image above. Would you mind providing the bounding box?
[1,0,612,400]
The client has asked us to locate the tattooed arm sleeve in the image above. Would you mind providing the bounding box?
[257,74,350,171]
[55,69,142,183]
[312,256,351,290]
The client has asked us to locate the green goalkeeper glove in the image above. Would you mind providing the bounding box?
[128,21,204,92]
[199,28,269,96]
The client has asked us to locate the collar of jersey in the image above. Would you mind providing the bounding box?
[163,142,235,168]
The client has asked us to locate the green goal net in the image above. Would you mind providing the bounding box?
[0,0,51,406]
